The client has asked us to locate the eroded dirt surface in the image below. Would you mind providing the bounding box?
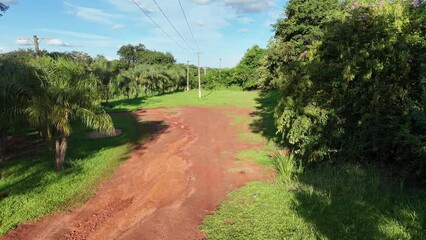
[3,107,273,240]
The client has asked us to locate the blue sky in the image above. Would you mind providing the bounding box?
[0,0,285,68]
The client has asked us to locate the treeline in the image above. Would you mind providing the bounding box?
[260,0,426,184]
[0,44,191,169]
[203,45,266,90]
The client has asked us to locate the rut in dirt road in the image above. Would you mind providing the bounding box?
[3,107,273,240]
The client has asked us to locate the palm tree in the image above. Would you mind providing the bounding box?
[92,57,114,103]
[0,57,35,163]
[31,57,115,170]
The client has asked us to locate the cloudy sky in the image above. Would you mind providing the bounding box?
[0,0,285,67]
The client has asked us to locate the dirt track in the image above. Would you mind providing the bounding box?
[3,107,273,240]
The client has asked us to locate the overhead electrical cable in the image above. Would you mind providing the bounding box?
[178,0,200,51]
[151,0,195,51]
[130,0,189,51]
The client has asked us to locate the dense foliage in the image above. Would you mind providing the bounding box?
[265,0,426,184]
[204,45,266,90]
[117,44,175,66]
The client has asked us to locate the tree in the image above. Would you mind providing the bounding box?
[117,44,145,65]
[31,57,115,170]
[92,56,115,103]
[262,0,340,89]
[234,45,266,90]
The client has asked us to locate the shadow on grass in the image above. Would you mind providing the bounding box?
[104,97,148,112]
[293,163,426,239]
[0,113,169,199]
[249,91,280,143]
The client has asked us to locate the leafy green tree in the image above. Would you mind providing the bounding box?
[117,44,146,65]
[92,56,115,103]
[117,44,176,66]
[235,45,266,90]
[262,0,340,89]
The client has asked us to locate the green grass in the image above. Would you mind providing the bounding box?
[0,114,149,236]
[202,163,426,240]
[107,89,259,111]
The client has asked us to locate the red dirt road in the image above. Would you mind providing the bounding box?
[3,107,273,240]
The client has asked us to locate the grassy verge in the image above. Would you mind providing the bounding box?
[201,91,426,240]
[106,89,259,111]
[202,160,426,239]
[0,114,146,236]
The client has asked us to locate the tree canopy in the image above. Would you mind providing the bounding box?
[117,44,176,66]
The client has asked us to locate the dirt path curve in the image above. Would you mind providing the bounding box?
[3,107,273,240]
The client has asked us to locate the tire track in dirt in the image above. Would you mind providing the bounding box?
[2,107,273,240]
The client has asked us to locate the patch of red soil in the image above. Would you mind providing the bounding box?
[2,107,274,240]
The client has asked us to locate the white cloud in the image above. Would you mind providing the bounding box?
[0,47,6,53]
[38,28,109,40]
[0,0,18,4]
[192,0,210,4]
[46,39,71,47]
[191,0,275,13]
[239,28,249,33]
[224,0,275,13]
[64,2,122,25]
[16,39,32,45]
[112,24,125,30]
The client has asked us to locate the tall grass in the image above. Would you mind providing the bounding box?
[271,152,303,183]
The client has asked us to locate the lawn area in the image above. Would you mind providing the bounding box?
[106,89,259,111]
[0,114,147,236]
[201,91,426,240]
[201,163,426,240]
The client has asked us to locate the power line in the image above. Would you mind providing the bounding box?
[178,0,200,51]
[130,0,188,51]
[151,0,195,51]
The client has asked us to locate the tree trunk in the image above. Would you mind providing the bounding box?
[0,133,4,180]
[105,84,110,103]
[55,130,68,171]
[0,129,6,164]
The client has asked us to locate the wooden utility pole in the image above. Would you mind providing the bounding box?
[186,61,190,91]
[196,52,202,98]
[18,35,50,57]
[33,35,40,57]
[219,58,222,75]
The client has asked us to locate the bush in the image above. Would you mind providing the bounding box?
[269,0,426,184]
